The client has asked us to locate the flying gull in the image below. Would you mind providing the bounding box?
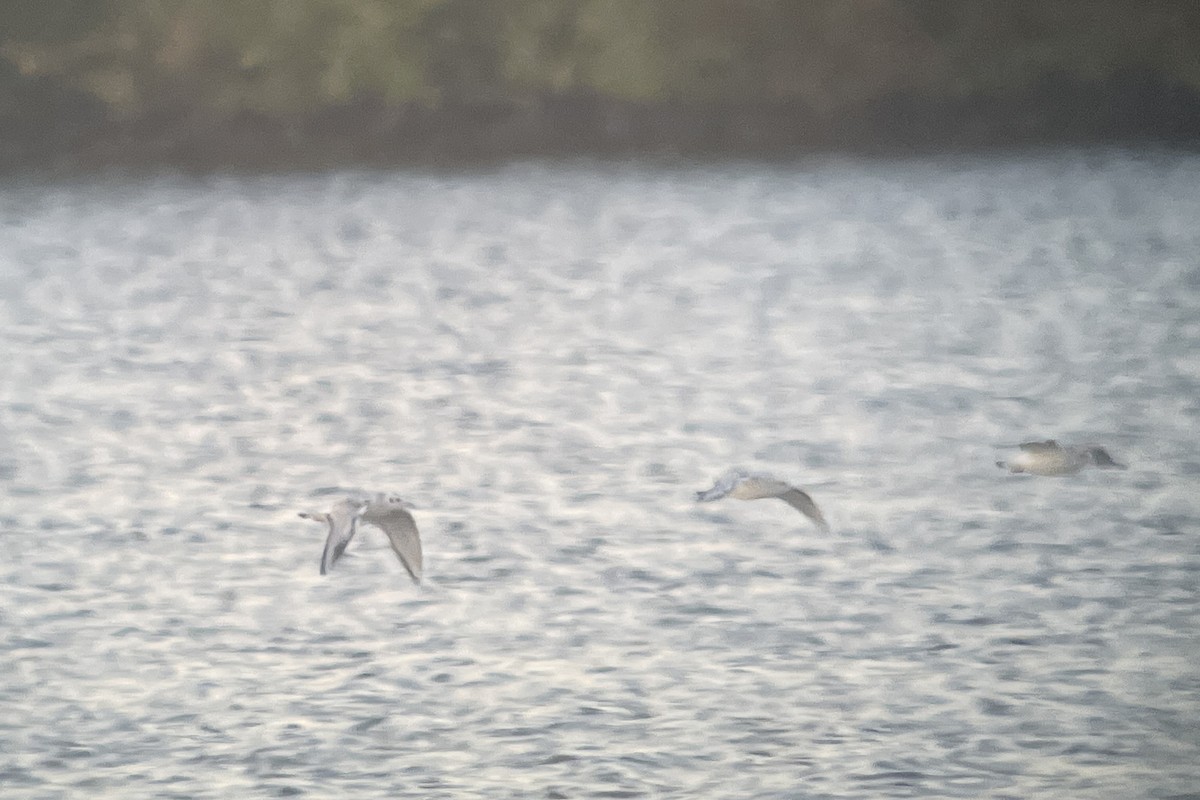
[995,440,1127,476]
[696,468,830,531]
[299,493,423,582]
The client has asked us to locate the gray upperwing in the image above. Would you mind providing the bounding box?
[317,499,366,575]
[1018,439,1060,453]
[1088,446,1127,469]
[361,501,423,583]
[778,488,830,532]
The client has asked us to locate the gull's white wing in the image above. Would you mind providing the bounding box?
[737,474,793,500]
[361,496,423,583]
[317,498,367,575]
[778,488,830,532]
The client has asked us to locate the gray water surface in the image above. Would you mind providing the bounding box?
[2,150,1199,798]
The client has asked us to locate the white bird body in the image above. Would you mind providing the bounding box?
[996,440,1126,476]
[696,468,830,532]
[300,493,423,582]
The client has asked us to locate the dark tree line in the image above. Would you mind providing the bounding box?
[2,1,1197,168]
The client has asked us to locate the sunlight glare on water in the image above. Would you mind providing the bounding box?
[1,149,1198,798]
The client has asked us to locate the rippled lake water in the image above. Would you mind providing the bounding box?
[2,149,1199,798]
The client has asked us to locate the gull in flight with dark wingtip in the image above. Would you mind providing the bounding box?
[995,440,1127,476]
[299,493,423,582]
[696,468,830,531]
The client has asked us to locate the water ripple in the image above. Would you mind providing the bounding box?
[1,150,1198,798]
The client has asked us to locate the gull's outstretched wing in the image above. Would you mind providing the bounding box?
[361,495,423,583]
[778,488,830,532]
[304,498,367,575]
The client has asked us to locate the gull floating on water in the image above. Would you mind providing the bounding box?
[995,440,1127,476]
[696,468,830,531]
[299,493,423,582]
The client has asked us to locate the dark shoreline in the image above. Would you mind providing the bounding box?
[4,69,1199,174]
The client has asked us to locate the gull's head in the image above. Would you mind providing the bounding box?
[696,468,750,501]
[373,493,416,510]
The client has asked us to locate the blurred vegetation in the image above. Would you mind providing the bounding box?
[1,0,1198,165]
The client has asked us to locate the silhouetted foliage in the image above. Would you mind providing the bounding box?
[1,0,1197,167]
